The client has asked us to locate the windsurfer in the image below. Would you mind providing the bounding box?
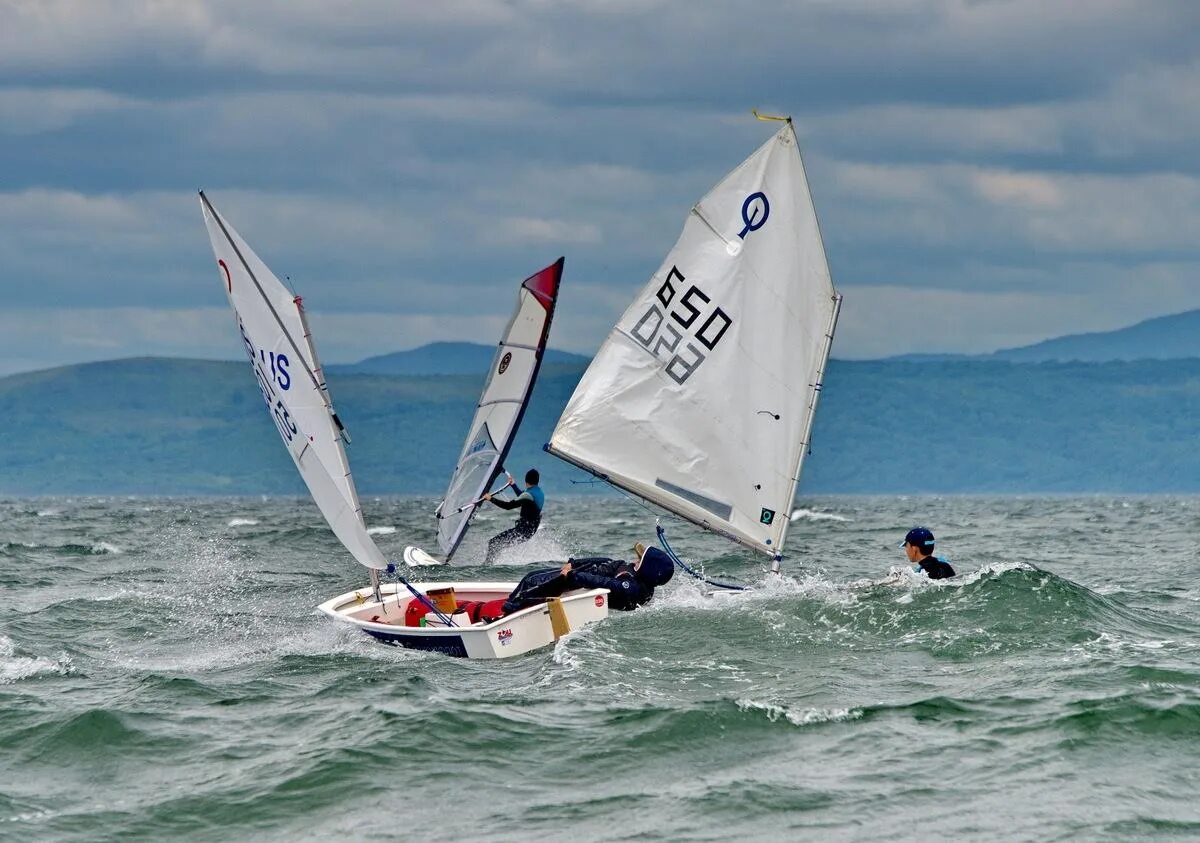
[900,527,956,579]
[482,468,544,563]
[499,542,675,614]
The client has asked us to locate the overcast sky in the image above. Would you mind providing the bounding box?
[2,0,1198,375]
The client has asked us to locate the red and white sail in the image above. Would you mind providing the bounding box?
[436,259,564,561]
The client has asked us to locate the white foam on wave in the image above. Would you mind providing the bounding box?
[957,559,1037,586]
[367,526,396,536]
[1066,631,1182,664]
[484,530,575,567]
[227,518,259,527]
[789,508,851,522]
[736,698,862,727]
[36,509,61,518]
[91,541,123,555]
[0,635,72,684]
[648,567,859,612]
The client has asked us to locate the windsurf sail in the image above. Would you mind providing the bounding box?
[199,191,387,570]
[546,119,841,559]
[436,258,564,561]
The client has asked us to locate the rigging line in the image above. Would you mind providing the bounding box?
[656,524,748,592]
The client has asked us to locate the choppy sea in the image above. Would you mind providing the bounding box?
[2,495,1199,841]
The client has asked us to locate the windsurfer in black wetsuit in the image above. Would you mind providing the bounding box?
[500,542,675,614]
[483,468,544,563]
[900,527,956,579]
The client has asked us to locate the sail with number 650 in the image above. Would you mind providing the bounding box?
[546,120,841,559]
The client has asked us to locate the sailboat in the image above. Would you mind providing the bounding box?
[199,193,607,659]
[403,257,564,566]
[546,114,842,575]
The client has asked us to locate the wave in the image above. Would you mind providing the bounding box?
[0,708,184,763]
[227,518,259,527]
[367,526,396,536]
[735,698,862,726]
[0,636,71,685]
[789,508,851,522]
[1,540,121,556]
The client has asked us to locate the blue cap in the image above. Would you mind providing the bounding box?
[900,527,935,549]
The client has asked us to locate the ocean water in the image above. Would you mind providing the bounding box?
[2,495,1199,841]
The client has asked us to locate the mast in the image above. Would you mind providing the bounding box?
[292,293,382,599]
[753,111,843,573]
[771,291,842,572]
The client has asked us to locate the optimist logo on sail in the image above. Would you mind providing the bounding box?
[738,192,770,239]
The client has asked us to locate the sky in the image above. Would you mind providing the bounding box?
[2,0,1199,375]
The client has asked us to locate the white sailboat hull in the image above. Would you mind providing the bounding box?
[316,581,610,659]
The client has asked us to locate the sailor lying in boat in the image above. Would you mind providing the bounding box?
[501,542,675,614]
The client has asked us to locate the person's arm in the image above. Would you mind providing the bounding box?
[565,568,642,597]
[489,489,531,511]
[566,557,620,575]
[482,473,518,508]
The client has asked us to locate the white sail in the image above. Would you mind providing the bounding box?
[547,121,841,558]
[436,258,563,560]
[199,192,388,570]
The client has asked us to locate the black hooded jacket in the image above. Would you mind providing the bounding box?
[565,549,674,611]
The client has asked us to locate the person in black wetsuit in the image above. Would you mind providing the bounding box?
[483,468,544,563]
[500,542,675,614]
[900,526,956,579]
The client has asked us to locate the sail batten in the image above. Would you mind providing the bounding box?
[436,259,564,561]
[199,192,387,570]
[547,121,840,558]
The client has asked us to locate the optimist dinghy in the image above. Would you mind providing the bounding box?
[545,113,843,579]
[199,193,606,658]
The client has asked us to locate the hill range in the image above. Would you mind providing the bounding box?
[892,308,1200,363]
[2,347,1199,496]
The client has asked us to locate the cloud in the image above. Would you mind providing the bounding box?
[0,1,1199,373]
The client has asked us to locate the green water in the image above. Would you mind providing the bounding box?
[2,496,1199,841]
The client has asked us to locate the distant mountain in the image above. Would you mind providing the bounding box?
[890,308,1200,364]
[337,341,590,376]
[987,309,1200,363]
[4,355,1200,495]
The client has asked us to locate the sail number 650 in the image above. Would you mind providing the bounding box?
[631,265,731,384]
